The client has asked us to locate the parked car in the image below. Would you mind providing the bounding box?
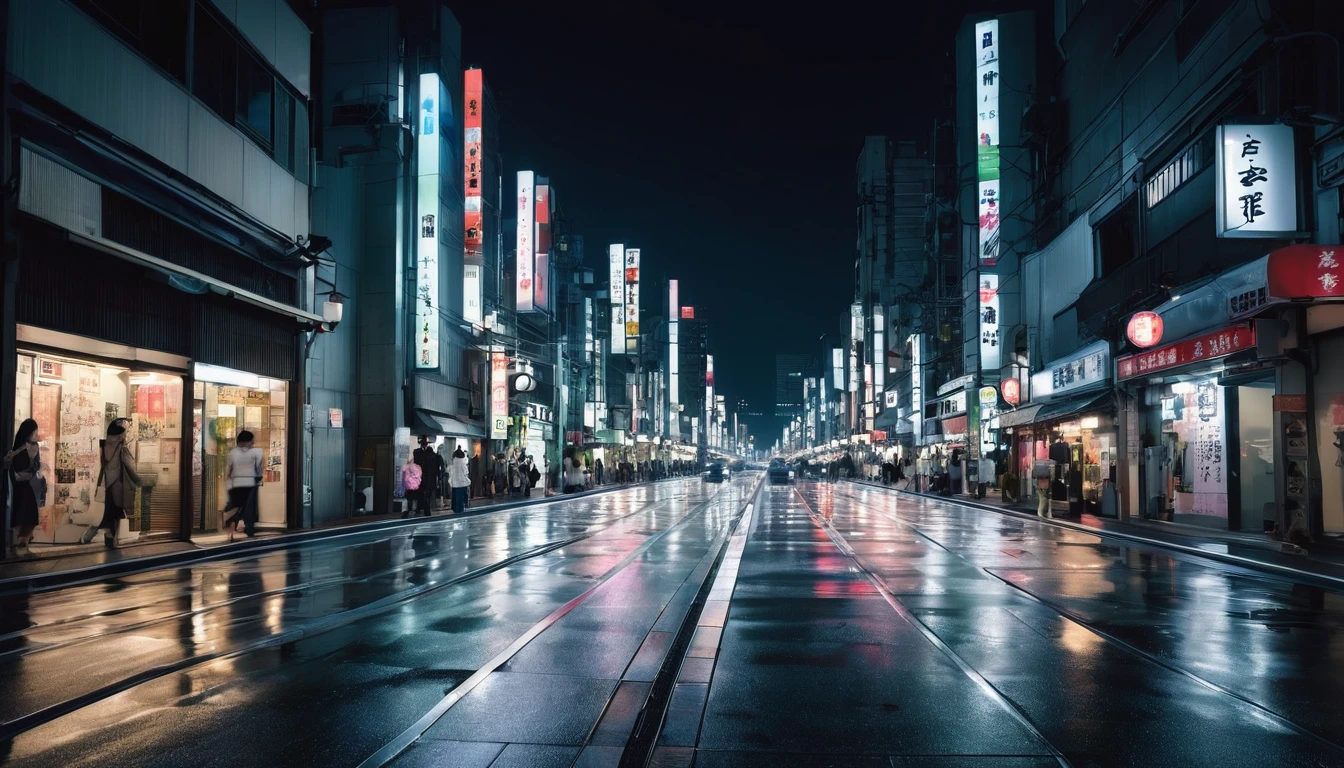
[767,459,792,485]
[703,462,727,483]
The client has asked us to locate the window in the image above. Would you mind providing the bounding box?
[73,0,189,82]
[192,7,237,123]
[1145,135,1212,208]
[237,51,274,147]
[1095,196,1139,277]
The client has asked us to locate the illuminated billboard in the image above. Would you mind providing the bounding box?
[668,279,679,416]
[415,72,441,369]
[534,184,550,313]
[463,69,484,325]
[975,18,1000,267]
[609,244,625,353]
[624,248,640,353]
[979,273,1000,370]
[516,171,534,312]
[490,352,508,439]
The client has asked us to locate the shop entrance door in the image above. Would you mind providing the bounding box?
[311,426,348,525]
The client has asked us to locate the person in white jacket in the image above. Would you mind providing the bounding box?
[448,446,470,514]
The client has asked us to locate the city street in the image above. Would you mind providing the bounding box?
[2,476,1343,767]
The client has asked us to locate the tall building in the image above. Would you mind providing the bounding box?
[774,354,814,419]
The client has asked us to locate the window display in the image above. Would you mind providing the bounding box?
[194,373,288,532]
[15,352,183,545]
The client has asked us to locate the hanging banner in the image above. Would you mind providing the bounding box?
[624,248,641,353]
[609,244,625,353]
[975,18,1000,266]
[463,264,482,326]
[463,69,484,261]
[979,273,1000,370]
[415,72,442,369]
[516,171,535,312]
[534,184,550,313]
[490,352,509,440]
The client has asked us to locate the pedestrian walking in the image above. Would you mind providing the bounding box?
[400,456,423,517]
[222,429,263,542]
[413,437,440,516]
[448,446,470,514]
[595,457,604,486]
[6,419,42,557]
[1034,461,1053,519]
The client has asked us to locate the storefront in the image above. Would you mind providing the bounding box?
[15,329,188,545]
[192,364,291,533]
[1117,323,1262,530]
[929,377,973,494]
[1018,341,1116,516]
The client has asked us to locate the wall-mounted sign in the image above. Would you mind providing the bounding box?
[1273,394,1307,412]
[609,244,625,351]
[680,306,695,319]
[1216,123,1296,238]
[1267,244,1344,299]
[1116,324,1254,380]
[516,171,535,312]
[884,390,899,408]
[938,374,976,397]
[979,274,1000,370]
[974,18,1000,266]
[1031,340,1110,399]
[490,352,508,439]
[1126,311,1164,348]
[328,408,343,429]
[415,72,442,369]
[534,184,551,313]
[624,248,641,352]
[1001,377,1020,405]
[938,391,968,417]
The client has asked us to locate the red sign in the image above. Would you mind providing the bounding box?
[870,430,888,443]
[1273,394,1307,412]
[463,69,484,259]
[1267,245,1344,299]
[940,415,968,437]
[1001,377,1021,406]
[489,352,509,439]
[1126,311,1164,348]
[681,306,695,319]
[1116,324,1255,380]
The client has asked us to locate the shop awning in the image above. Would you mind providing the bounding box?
[1033,392,1112,423]
[411,409,485,439]
[993,403,1044,429]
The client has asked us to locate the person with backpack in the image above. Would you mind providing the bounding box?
[400,456,423,518]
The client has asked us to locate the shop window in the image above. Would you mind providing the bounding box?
[73,0,189,83]
[15,351,184,546]
[237,50,274,148]
[193,373,288,532]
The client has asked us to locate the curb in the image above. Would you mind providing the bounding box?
[0,479,681,595]
[846,480,1344,591]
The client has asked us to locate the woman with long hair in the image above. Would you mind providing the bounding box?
[96,418,142,548]
[6,419,41,557]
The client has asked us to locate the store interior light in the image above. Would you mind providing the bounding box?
[1081,416,1100,429]
[193,363,260,389]
[1171,381,1195,395]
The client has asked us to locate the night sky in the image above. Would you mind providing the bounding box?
[451,0,976,439]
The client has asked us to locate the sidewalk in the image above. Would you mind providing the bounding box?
[0,480,663,593]
[847,478,1344,587]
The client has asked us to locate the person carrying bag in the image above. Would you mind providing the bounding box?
[89,419,142,549]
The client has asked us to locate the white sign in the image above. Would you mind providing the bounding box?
[832,348,844,390]
[938,391,967,417]
[975,18,1000,266]
[668,279,679,418]
[415,73,442,369]
[884,390,899,408]
[849,303,863,393]
[624,248,641,352]
[1030,340,1110,400]
[1191,379,1228,516]
[463,264,482,326]
[1216,123,1296,238]
[978,386,997,451]
[979,273,1000,371]
[873,305,885,396]
[609,244,624,352]
[516,171,535,312]
[909,333,923,443]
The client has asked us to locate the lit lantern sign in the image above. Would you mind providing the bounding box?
[1215,123,1296,238]
[415,72,442,369]
[516,171,535,312]
[1127,311,1164,348]
[1001,377,1020,406]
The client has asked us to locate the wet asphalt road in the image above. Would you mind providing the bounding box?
[1,477,1342,767]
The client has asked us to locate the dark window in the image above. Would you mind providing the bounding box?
[1096,196,1139,277]
[192,6,236,122]
[238,51,274,147]
[73,0,188,82]
[1176,0,1230,62]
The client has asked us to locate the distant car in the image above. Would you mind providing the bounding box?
[767,459,792,485]
[729,460,746,473]
[703,462,727,483]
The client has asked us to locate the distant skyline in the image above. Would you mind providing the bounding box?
[450,0,974,438]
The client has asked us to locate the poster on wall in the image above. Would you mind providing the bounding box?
[979,274,1000,371]
[1191,381,1228,516]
